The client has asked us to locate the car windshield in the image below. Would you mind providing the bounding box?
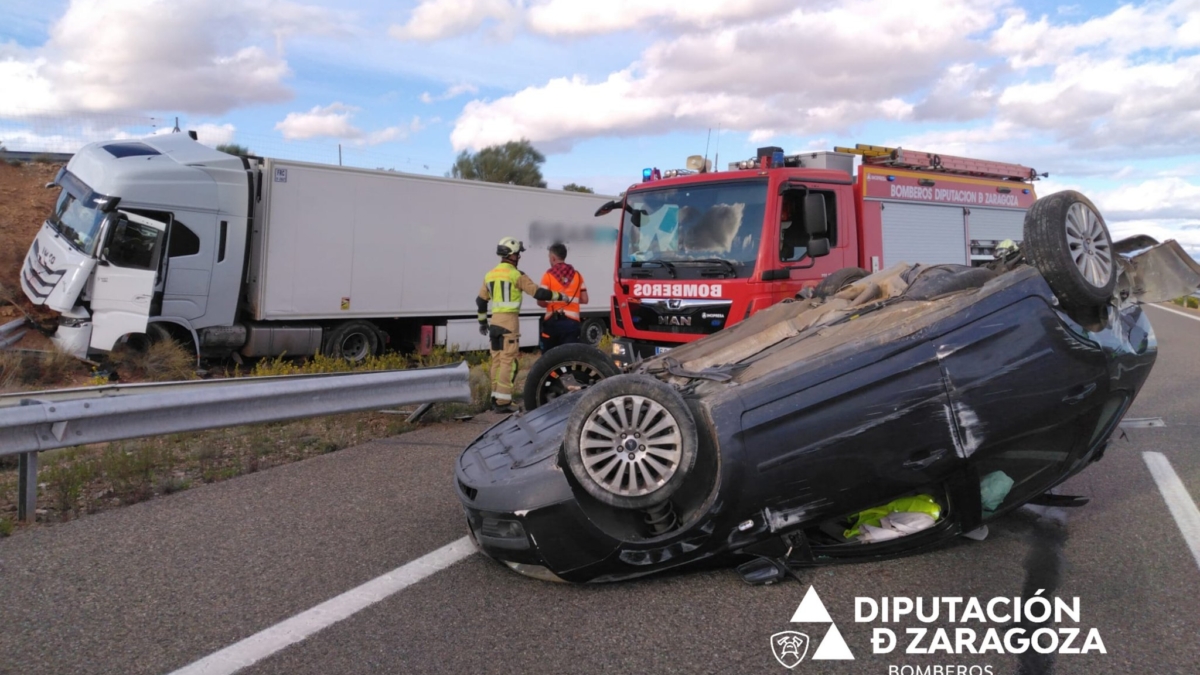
[48,171,110,255]
[620,179,767,278]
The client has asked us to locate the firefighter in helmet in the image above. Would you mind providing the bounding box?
[477,236,575,413]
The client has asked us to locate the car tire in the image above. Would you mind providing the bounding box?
[523,343,619,411]
[323,320,380,362]
[814,266,869,298]
[1023,190,1116,310]
[563,374,698,510]
[580,317,607,346]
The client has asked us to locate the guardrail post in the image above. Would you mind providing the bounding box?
[17,451,38,523]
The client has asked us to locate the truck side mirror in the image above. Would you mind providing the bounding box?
[594,200,619,217]
[803,193,828,236]
[807,237,830,258]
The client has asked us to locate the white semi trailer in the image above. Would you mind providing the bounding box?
[19,133,617,360]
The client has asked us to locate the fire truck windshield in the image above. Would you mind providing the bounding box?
[620,179,766,279]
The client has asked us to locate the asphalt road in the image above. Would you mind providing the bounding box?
[1,304,1197,675]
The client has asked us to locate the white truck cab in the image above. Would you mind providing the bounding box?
[21,133,251,358]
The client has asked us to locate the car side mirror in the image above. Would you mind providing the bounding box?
[807,237,830,258]
[735,557,789,586]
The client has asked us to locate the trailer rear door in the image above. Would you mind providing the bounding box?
[880,202,966,267]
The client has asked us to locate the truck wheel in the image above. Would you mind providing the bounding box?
[563,375,697,510]
[814,267,868,298]
[323,320,380,362]
[523,343,619,411]
[580,317,607,346]
[1023,190,1116,310]
[122,323,173,352]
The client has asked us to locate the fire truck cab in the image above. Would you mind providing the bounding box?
[606,144,1040,366]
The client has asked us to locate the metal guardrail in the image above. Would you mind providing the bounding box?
[1,362,472,521]
[0,150,73,164]
[0,318,28,349]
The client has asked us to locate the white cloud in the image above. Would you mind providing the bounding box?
[389,0,519,41]
[984,2,1200,154]
[389,0,795,41]
[419,83,479,104]
[1095,177,1200,221]
[451,0,999,151]
[0,121,237,153]
[991,1,1200,69]
[0,0,348,117]
[276,103,361,140]
[275,104,422,146]
[524,0,795,37]
[440,0,1200,166]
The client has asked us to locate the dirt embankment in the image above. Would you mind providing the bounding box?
[0,160,62,348]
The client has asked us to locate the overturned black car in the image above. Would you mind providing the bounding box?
[455,191,1200,583]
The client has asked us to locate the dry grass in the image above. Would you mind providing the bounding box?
[0,348,86,392]
[108,339,198,382]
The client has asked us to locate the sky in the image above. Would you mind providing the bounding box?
[1,0,1199,253]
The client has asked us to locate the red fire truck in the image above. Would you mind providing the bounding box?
[601,143,1041,366]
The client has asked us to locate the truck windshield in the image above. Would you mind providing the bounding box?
[620,179,766,279]
[47,170,110,255]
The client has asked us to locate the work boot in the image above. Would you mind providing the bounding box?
[491,400,516,414]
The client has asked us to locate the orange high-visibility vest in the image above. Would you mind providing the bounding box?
[541,270,583,320]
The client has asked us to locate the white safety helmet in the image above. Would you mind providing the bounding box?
[497,236,526,257]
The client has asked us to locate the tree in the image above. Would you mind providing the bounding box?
[216,143,252,157]
[451,139,546,187]
[562,183,594,193]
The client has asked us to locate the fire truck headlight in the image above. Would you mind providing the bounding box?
[612,342,629,357]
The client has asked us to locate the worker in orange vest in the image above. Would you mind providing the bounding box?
[538,242,589,350]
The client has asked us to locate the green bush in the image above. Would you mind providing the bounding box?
[249,352,411,376]
[44,458,96,520]
[101,444,163,504]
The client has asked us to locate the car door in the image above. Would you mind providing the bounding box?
[739,338,962,521]
[89,211,168,350]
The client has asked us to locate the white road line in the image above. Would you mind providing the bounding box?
[1143,452,1200,573]
[1146,303,1200,323]
[168,536,476,675]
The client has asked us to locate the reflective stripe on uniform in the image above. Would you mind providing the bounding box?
[485,263,523,313]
